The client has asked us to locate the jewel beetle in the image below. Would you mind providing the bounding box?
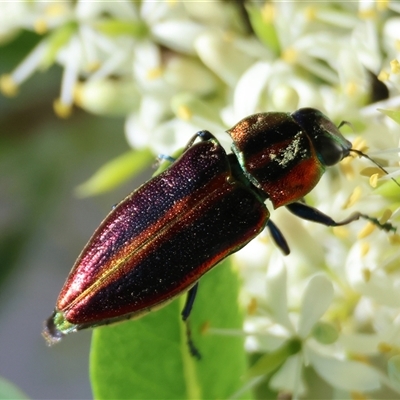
[43,107,396,350]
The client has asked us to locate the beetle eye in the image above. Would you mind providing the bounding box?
[291,108,352,167]
[312,134,349,166]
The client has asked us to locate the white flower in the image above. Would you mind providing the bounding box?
[244,266,385,397]
[2,2,400,398]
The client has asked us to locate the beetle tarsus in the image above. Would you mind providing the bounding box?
[286,202,396,232]
[181,284,201,359]
[181,283,199,321]
[185,319,201,360]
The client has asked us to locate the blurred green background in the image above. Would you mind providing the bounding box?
[0,31,150,399]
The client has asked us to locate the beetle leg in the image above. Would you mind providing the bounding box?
[156,131,215,170]
[181,282,199,321]
[286,202,396,233]
[266,220,290,255]
[181,283,201,359]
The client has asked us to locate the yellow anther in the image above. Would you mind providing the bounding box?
[34,19,48,35]
[340,161,355,180]
[390,59,400,74]
[343,186,362,209]
[146,67,163,80]
[332,226,349,239]
[261,3,275,23]
[200,320,210,335]
[0,74,18,96]
[177,105,192,121]
[378,69,390,82]
[360,242,370,257]
[222,31,235,43]
[378,342,392,353]
[376,0,389,11]
[346,81,358,96]
[358,221,376,239]
[360,167,384,178]
[351,137,368,154]
[282,47,298,64]
[304,6,317,21]
[247,298,258,315]
[85,61,101,73]
[350,391,367,400]
[46,3,68,16]
[369,173,379,188]
[361,268,371,282]
[358,8,376,20]
[53,98,72,118]
[380,209,392,224]
[389,234,400,245]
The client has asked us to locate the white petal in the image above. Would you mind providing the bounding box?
[233,61,272,119]
[151,20,204,54]
[346,243,400,308]
[338,333,380,355]
[125,96,169,150]
[151,118,200,155]
[164,57,217,95]
[307,347,381,391]
[297,275,333,338]
[265,264,294,333]
[75,79,139,116]
[195,30,255,87]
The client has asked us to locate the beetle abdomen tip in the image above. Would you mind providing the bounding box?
[42,312,65,346]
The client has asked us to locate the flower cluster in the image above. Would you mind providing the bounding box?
[2,1,400,398]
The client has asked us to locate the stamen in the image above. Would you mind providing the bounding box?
[177,105,192,121]
[378,342,393,353]
[380,209,393,224]
[332,226,349,239]
[361,268,371,282]
[369,173,379,187]
[360,242,370,257]
[358,222,376,239]
[378,69,390,81]
[247,298,258,315]
[53,98,72,119]
[0,74,18,96]
[343,186,362,209]
[350,148,400,188]
[390,59,400,74]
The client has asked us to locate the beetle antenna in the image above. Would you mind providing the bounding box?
[337,120,400,188]
[338,120,353,130]
[350,148,400,188]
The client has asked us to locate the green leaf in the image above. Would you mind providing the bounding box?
[95,20,149,38]
[246,4,280,56]
[42,22,78,69]
[388,355,400,392]
[0,376,28,400]
[90,258,251,399]
[379,108,400,125]
[374,179,400,201]
[75,148,153,197]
